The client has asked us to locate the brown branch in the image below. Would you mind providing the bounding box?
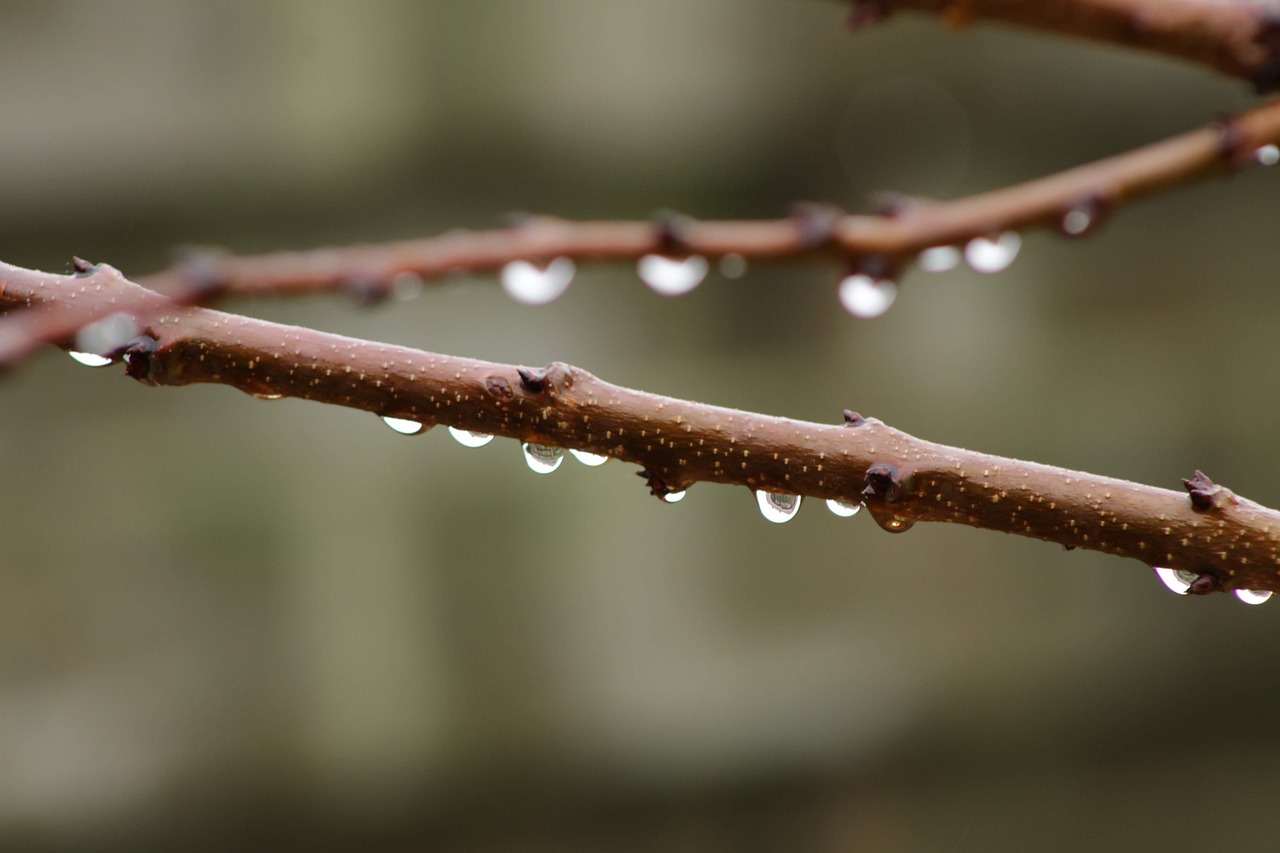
[850,0,1280,90]
[3,99,1278,372]
[5,260,1279,598]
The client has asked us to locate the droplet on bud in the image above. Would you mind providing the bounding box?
[1153,566,1199,595]
[637,254,708,296]
[501,257,575,305]
[917,245,960,272]
[569,449,609,467]
[1255,144,1279,167]
[838,274,897,318]
[74,312,139,357]
[68,351,114,367]
[663,490,687,504]
[448,427,494,448]
[382,416,427,435]
[523,442,565,474]
[964,232,1021,273]
[1059,207,1094,237]
[1235,588,1273,605]
[718,253,748,279]
[826,498,862,518]
[756,490,801,523]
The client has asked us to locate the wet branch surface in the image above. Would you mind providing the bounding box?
[4,261,1280,596]
[851,0,1280,90]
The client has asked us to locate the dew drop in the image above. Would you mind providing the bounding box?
[501,257,575,305]
[917,245,960,272]
[1153,566,1199,595]
[68,351,113,367]
[663,490,687,504]
[838,274,897,318]
[1060,207,1093,236]
[881,515,915,532]
[569,449,609,467]
[253,393,285,401]
[756,490,801,523]
[1255,144,1279,167]
[391,271,425,302]
[964,232,1021,273]
[448,426,494,448]
[75,312,139,357]
[718,253,748,279]
[637,254,708,296]
[1235,588,1273,606]
[523,442,565,474]
[382,416,426,435]
[826,498,862,518]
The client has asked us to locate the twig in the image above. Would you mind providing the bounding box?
[4,260,1279,596]
[848,0,1280,91]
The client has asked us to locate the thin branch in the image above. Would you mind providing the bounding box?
[4,260,1279,598]
[850,0,1280,91]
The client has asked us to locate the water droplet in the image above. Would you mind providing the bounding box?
[1255,144,1279,167]
[1154,566,1199,595]
[523,442,565,474]
[826,498,862,518]
[382,416,426,435]
[663,490,687,504]
[637,254,708,296]
[253,393,285,401]
[569,449,609,467]
[68,351,113,367]
[917,245,960,272]
[448,427,494,448]
[838,274,897,318]
[501,257,575,305]
[964,232,1021,273]
[718,253,748,279]
[391,271,425,302]
[75,312,138,357]
[1060,207,1093,236]
[1235,588,1273,605]
[756,490,801,523]
[881,515,915,532]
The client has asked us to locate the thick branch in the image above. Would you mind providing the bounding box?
[5,261,1279,596]
[853,0,1280,90]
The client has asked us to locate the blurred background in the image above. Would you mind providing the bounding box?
[2,1,1279,850]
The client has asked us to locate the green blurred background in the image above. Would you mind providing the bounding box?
[2,1,1280,850]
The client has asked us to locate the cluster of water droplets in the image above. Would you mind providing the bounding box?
[749,491,867,523]
[498,251,744,307]
[442,425,611,474]
[1152,566,1272,605]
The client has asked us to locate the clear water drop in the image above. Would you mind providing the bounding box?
[663,490,687,504]
[1153,566,1199,595]
[826,498,862,518]
[964,232,1021,273]
[637,254,708,296]
[522,442,565,474]
[75,312,138,356]
[718,253,748,279]
[838,274,897,318]
[501,257,575,305]
[382,416,426,435]
[448,426,494,448]
[1255,144,1279,167]
[569,449,609,467]
[391,271,425,302]
[881,515,915,532]
[917,245,960,272]
[756,490,801,523]
[253,393,285,401]
[1235,588,1273,605]
[68,351,113,367]
[1060,207,1093,236]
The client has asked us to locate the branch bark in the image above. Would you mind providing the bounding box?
[4,261,1278,597]
[851,0,1280,90]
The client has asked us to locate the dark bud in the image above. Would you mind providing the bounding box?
[517,366,548,393]
[868,191,920,218]
[843,409,866,427]
[653,210,695,254]
[71,257,97,277]
[853,253,895,282]
[172,246,231,301]
[1183,469,1230,511]
[1187,574,1223,596]
[789,201,844,249]
[1063,544,1077,551]
[636,468,678,499]
[862,462,902,503]
[846,0,888,30]
[1212,115,1250,168]
[122,335,160,383]
[341,276,389,307]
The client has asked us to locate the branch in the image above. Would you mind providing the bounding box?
[849,0,1280,91]
[4,260,1279,599]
